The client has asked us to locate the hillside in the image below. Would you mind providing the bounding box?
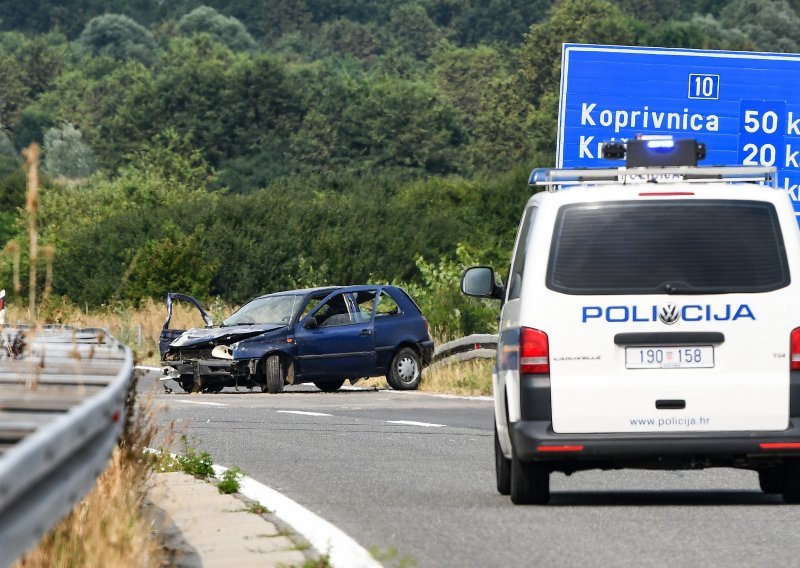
[0,0,795,336]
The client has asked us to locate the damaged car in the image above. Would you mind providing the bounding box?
[160,285,434,394]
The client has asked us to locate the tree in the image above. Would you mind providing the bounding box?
[720,0,800,52]
[647,15,754,50]
[176,6,256,51]
[77,14,157,65]
[0,52,29,129]
[387,3,442,59]
[42,122,96,179]
[517,0,645,106]
[319,18,384,61]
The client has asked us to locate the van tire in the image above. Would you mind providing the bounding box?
[781,461,800,503]
[263,355,284,394]
[495,426,511,495]
[758,468,783,494]
[510,449,550,505]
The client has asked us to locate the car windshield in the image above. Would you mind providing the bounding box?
[222,294,304,326]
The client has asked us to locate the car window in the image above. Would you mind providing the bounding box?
[314,293,354,327]
[350,289,379,323]
[547,200,790,294]
[299,294,328,320]
[507,206,536,300]
[375,290,401,318]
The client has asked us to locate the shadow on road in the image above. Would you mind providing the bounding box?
[548,490,785,506]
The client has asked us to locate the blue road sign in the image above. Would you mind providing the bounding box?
[557,44,800,218]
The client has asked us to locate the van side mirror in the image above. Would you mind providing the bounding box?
[303,316,319,329]
[461,266,504,300]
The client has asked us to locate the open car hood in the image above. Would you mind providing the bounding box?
[170,323,285,350]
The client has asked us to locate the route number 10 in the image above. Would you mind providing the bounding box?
[688,74,719,100]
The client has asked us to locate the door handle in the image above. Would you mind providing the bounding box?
[360,329,373,336]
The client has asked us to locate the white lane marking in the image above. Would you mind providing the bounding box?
[384,389,492,402]
[277,410,333,417]
[385,420,446,428]
[173,399,227,407]
[213,465,381,568]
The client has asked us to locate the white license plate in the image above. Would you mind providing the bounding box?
[625,345,714,369]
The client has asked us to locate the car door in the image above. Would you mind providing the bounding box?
[159,292,214,358]
[294,288,377,378]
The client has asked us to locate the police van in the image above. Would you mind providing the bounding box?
[462,139,800,504]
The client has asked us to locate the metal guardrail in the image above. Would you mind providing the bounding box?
[432,333,499,365]
[0,326,133,567]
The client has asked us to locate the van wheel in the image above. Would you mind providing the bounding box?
[782,461,800,503]
[495,426,511,495]
[386,347,421,390]
[510,449,550,505]
[314,379,345,392]
[759,468,783,494]
[262,356,284,394]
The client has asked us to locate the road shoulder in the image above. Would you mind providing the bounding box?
[148,472,310,567]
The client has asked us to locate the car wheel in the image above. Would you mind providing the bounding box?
[386,347,422,390]
[314,379,345,392]
[178,375,194,393]
[759,468,783,494]
[782,460,800,503]
[510,448,550,505]
[263,355,285,394]
[495,425,511,495]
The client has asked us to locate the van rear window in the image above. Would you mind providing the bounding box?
[547,200,790,295]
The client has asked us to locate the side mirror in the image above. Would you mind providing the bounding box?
[303,316,319,329]
[461,266,504,300]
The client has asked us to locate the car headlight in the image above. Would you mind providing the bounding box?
[211,345,233,360]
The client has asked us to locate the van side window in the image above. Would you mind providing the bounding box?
[507,206,537,300]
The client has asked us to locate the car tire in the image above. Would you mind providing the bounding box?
[759,468,783,494]
[386,347,422,390]
[510,448,550,505]
[781,460,800,503]
[495,425,511,495]
[178,375,194,393]
[314,379,345,392]
[263,355,284,394]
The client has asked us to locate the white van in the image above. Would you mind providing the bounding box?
[462,139,800,504]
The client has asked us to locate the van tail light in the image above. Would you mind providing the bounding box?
[792,328,800,370]
[520,327,549,374]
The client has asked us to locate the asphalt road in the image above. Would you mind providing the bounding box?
[139,370,798,568]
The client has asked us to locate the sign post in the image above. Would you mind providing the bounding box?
[557,44,800,220]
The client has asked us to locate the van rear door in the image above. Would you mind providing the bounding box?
[539,199,797,434]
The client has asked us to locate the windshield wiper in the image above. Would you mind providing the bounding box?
[663,283,732,294]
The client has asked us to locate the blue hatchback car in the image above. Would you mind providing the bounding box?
[160,285,434,393]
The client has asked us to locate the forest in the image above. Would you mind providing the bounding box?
[0,0,795,337]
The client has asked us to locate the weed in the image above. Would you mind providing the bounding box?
[294,553,332,568]
[370,545,417,568]
[420,357,493,396]
[178,436,214,477]
[244,501,271,515]
[13,392,166,567]
[293,542,311,551]
[217,466,243,494]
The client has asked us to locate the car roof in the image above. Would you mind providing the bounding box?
[255,286,342,299]
[254,284,408,300]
